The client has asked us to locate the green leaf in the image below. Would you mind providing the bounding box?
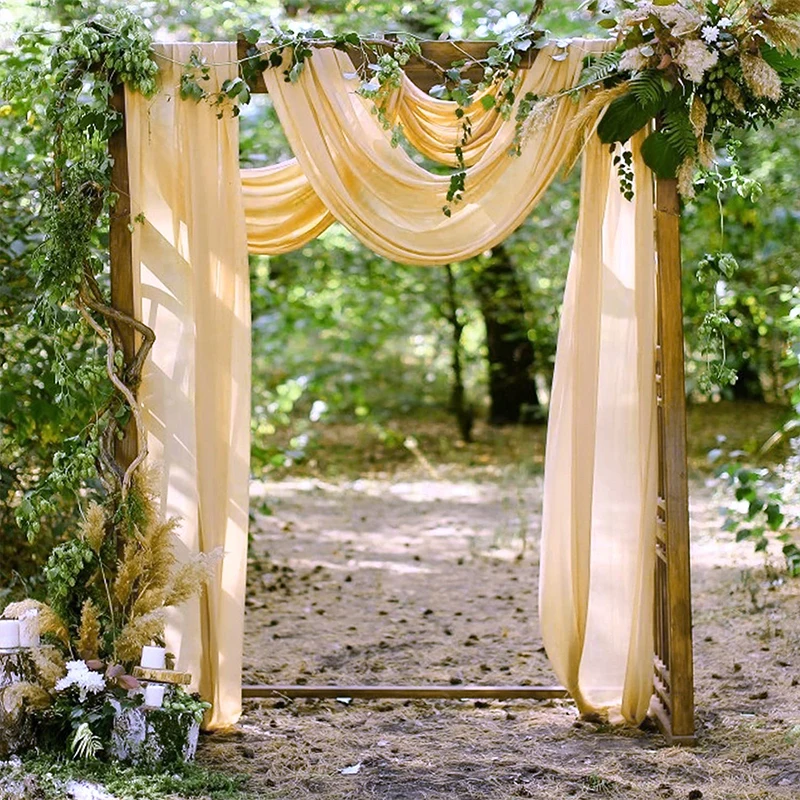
[661,102,697,160]
[748,498,765,517]
[598,18,618,29]
[735,484,757,503]
[766,503,785,530]
[735,528,752,542]
[597,92,657,145]
[578,51,622,88]
[242,28,261,45]
[640,130,683,178]
[630,70,665,108]
[480,94,496,111]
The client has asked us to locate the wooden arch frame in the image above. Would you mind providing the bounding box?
[108,38,695,745]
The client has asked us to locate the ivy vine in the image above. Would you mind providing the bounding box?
[5,11,160,538]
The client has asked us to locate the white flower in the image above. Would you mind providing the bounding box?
[55,659,106,702]
[718,17,732,28]
[675,38,719,83]
[654,5,704,36]
[620,47,650,72]
[701,25,720,44]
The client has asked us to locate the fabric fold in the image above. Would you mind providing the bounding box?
[245,39,613,264]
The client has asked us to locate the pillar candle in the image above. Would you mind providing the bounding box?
[0,620,20,649]
[143,683,166,708]
[140,645,166,669]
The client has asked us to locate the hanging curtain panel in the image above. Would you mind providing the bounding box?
[539,131,657,725]
[126,42,251,730]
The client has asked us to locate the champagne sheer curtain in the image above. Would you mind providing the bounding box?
[126,42,250,730]
[126,38,658,728]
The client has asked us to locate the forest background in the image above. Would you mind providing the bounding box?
[1,0,799,595]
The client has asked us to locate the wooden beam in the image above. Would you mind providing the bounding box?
[238,37,539,94]
[109,84,138,471]
[242,684,568,700]
[654,174,695,744]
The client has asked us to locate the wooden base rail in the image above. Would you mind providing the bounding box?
[242,685,568,700]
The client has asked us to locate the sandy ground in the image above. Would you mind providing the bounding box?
[197,460,800,800]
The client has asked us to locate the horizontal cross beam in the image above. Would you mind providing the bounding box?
[242,684,567,700]
[237,37,539,93]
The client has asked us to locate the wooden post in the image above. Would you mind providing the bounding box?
[653,175,695,744]
[109,83,138,470]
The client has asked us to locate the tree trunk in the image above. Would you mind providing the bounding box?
[469,245,541,425]
[444,265,473,443]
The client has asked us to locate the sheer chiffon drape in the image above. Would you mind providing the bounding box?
[126,42,250,729]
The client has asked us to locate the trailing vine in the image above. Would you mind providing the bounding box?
[6,11,159,535]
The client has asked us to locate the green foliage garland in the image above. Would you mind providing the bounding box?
[5,11,159,539]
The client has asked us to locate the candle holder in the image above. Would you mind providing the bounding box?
[110,665,200,766]
[0,643,37,759]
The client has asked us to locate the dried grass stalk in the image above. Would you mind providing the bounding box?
[114,539,147,607]
[517,96,559,147]
[690,95,708,138]
[769,0,800,18]
[741,53,783,101]
[165,547,224,607]
[677,156,697,199]
[131,587,167,618]
[761,18,800,51]
[698,137,716,169]
[2,600,69,646]
[568,81,632,141]
[114,610,165,664]
[80,502,107,553]
[723,78,746,111]
[77,599,101,660]
[562,82,633,172]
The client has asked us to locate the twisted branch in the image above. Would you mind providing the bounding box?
[76,296,150,496]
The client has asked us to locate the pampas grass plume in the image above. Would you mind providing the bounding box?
[80,502,107,553]
[78,599,101,660]
[165,547,223,607]
[114,610,165,664]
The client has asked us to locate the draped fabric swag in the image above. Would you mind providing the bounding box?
[126,37,658,729]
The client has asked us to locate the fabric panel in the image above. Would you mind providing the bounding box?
[538,130,657,724]
[126,42,251,729]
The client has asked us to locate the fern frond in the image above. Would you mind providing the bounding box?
[578,51,622,88]
[662,105,697,158]
[630,70,665,109]
[71,722,104,761]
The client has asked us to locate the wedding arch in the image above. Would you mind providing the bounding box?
[106,33,695,745]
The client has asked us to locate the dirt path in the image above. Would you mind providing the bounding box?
[199,467,800,800]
